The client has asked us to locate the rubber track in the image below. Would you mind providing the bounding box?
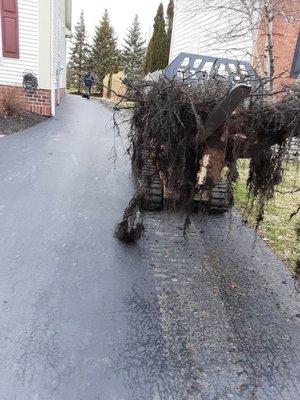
[140,150,163,211]
[209,182,233,214]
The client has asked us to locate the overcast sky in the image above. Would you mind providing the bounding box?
[72,0,169,46]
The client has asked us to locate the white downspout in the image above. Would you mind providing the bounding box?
[168,0,176,63]
[50,0,56,116]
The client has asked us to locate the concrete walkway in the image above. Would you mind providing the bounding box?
[0,95,299,399]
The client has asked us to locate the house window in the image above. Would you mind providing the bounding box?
[1,0,19,58]
[291,33,300,78]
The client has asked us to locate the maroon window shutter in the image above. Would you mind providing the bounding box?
[1,0,19,58]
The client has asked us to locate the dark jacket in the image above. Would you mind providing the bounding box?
[84,73,94,87]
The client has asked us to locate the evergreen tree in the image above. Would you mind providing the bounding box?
[69,10,90,93]
[144,3,169,73]
[122,15,146,79]
[92,9,118,95]
[166,0,174,53]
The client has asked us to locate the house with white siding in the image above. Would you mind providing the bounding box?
[170,0,300,89]
[170,0,256,63]
[0,0,72,116]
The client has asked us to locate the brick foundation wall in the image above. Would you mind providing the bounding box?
[25,88,52,116]
[0,85,52,116]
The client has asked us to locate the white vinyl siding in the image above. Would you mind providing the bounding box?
[170,0,256,62]
[52,0,67,90]
[0,0,39,86]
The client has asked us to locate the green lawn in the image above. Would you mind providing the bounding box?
[234,161,299,271]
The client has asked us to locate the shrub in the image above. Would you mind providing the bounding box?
[0,88,27,117]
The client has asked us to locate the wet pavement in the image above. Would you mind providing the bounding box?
[0,95,299,399]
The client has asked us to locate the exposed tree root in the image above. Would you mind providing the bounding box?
[115,190,144,244]
[113,77,299,242]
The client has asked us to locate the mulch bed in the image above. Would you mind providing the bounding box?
[0,112,47,136]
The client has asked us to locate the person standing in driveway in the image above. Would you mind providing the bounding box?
[84,72,94,99]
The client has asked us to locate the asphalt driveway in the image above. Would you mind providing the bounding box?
[0,95,299,399]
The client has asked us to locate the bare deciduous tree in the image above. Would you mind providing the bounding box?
[185,0,300,92]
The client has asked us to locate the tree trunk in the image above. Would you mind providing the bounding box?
[107,71,113,99]
[97,74,104,97]
[263,2,275,93]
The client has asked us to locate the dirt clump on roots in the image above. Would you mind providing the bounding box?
[115,191,144,244]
